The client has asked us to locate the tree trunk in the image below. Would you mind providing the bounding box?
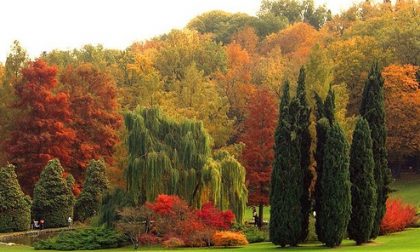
[258,203,263,229]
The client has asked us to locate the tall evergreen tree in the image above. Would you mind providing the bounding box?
[0,164,31,232]
[317,123,351,248]
[296,67,312,242]
[32,159,74,228]
[270,81,303,247]
[314,88,335,242]
[74,159,109,221]
[360,63,391,239]
[348,118,377,245]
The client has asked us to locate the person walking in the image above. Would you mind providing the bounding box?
[68,216,73,228]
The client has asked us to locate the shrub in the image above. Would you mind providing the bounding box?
[195,202,235,230]
[212,231,248,247]
[243,227,267,243]
[380,199,416,234]
[34,228,125,250]
[0,164,31,232]
[138,233,160,246]
[162,237,185,248]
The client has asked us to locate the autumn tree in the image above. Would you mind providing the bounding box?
[0,41,28,165]
[360,63,391,239]
[382,65,420,175]
[60,63,122,181]
[240,87,277,228]
[348,117,377,245]
[6,59,76,194]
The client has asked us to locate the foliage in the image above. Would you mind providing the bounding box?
[316,123,351,248]
[380,199,417,235]
[0,164,31,232]
[348,118,377,245]
[240,87,277,226]
[138,233,160,246]
[296,67,312,242]
[32,159,74,228]
[383,65,420,171]
[33,228,125,250]
[270,81,303,247]
[360,63,391,239]
[242,227,268,243]
[6,59,76,194]
[196,202,235,230]
[212,231,248,247]
[74,159,109,221]
[60,64,122,181]
[162,237,185,248]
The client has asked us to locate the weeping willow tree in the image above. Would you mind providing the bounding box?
[124,107,247,223]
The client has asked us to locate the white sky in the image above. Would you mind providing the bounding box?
[0,0,368,62]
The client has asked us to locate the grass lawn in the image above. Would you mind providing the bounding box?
[390,172,420,209]
[1,228,419,251]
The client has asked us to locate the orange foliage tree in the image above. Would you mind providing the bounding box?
[240,87,277,227]
[216,42,255,142]
[6,59,76,194]
[382,64,420,173]
[60,63,122,182]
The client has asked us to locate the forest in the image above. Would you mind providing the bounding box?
[0,0,419,250]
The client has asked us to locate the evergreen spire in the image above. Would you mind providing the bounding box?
[0,164,31,232]
[270,80,303,247]
[360,62,391,239]
[317,123,351,247]
[296,66,312,242]
[348,118,377,245]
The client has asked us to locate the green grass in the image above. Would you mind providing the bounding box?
[1,228,419,251]
[390,172,420,208]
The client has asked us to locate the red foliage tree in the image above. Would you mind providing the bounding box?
[60,63,121,181]
[380,198,417,234]
[240,87,277,227]
[6,59,76,194]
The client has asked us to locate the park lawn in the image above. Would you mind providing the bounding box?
[390,172,420,209]
[244,172,420,222]
[1,228,419,252]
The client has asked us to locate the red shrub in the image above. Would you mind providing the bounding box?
[162,237,185,248]
[138,233,160,246]
[380,198,417,234]
[195,202,235,230]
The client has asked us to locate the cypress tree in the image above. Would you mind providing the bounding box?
[32,159,74,228]
[74,159,109,221]
[296,67,312,242]
[270,81,303,247]
[0,164,31,232]
[360,63,391,239]
[348,118,377,245]
[314,88,335,242]
[317,123,351,248]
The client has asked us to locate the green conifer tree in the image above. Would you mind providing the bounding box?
[317,123,351,247]
[270,81,303,247]
[360,63,391,239]
[74,159,109,221]
[0,164,31,232]
[348,118,377,245]
[296,67,312,242]
[32,159,74,228]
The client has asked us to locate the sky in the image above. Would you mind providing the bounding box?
[0,0,367,62]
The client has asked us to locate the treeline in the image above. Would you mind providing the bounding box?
[0,0,418,196]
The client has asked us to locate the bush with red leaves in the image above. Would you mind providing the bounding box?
[195,202,235,230]
[380,198,417,234]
